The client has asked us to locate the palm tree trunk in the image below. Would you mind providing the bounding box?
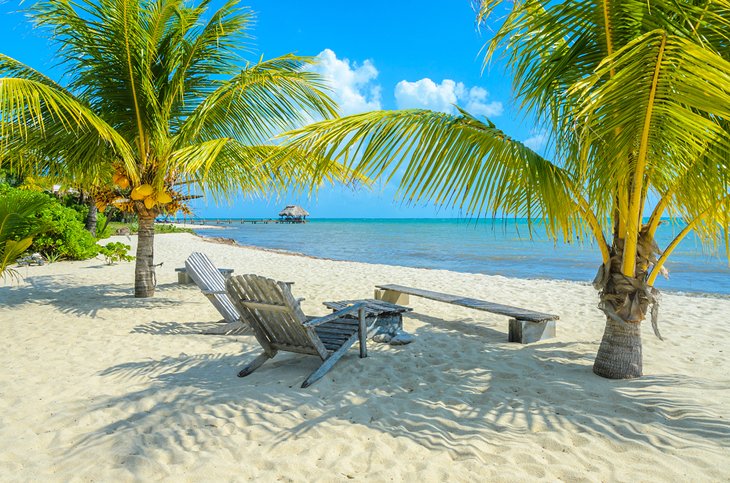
[134,211,156,298]
[593,315,642,378]
[592,228,658,379]
[85,197,97,237]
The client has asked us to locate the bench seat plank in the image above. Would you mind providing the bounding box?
[376,284,558,322]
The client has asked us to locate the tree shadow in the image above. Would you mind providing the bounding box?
[407,311,506,340]
[129,320,219,335]
[59,317,730,465]
[0,275,183,318]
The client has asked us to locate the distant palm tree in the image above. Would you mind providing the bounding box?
[0,0,348,297]
[283,0,730,378]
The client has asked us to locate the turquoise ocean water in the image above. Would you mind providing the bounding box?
[190,218,730,295]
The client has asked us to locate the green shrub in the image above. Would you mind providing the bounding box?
[98,242,134,265]
[31,202,100,259]
[0,186,99,260]
[59,196,112,239]
[155,223,194,234]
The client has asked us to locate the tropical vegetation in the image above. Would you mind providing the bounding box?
[99,241,135,265]
[0,188,51,280]
[0,184,105,261]
[0,0,350,297]
[283,0,730,378]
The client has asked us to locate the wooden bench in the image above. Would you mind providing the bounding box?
[374,284,558,344]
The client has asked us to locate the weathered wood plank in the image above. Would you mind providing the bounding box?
[304,303,367,327]
[301,333,360,388]
[242,274,289,343]
[317,338,349,348]
[316,320,361,329]
[240,301,290,312]
[324,298,412,315]
[226,276,276,356]
[269,343,321,356]
[375,284,558,322]
[315,326,358,336]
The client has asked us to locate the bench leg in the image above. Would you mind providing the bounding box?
[374,289,409,305]
[509,318,556,344]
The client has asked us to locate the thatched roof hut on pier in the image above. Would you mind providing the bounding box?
[278,205,309,223]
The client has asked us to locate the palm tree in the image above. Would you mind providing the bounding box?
[282,0,730,379]
[0,0,349,297]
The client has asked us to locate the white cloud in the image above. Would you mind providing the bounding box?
[394,78,503,117]
[310,49,382,115]
[524,131,548,151]
[463,86,504,118]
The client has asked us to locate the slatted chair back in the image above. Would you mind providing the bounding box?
[226,274,327,358]
[185,252,240,324]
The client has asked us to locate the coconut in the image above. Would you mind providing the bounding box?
[156,191,173,204]
[143,196,156,209]
[130,184,153,200]
[116,176,130,189]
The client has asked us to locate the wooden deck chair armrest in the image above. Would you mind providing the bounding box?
[303,303,367,328]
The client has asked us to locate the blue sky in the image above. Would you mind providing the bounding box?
[1,0,543,218]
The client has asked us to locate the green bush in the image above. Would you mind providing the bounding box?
[59,196,111,239]
[31,202,100,259]
[0,185,99,260]
[155,223,194,234]
[98,242,134,265]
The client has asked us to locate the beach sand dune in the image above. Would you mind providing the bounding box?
[1,233,728,481]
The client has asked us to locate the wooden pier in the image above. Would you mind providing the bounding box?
[164,218,308,225]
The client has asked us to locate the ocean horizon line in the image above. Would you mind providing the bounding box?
[170,216,679,223]
[186,217,730,296]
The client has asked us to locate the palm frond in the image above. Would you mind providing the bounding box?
[174,141,363,203]
[284,109,585,240]
[177,55,338,147]
[0,77,136,178]
[0,189,52,280]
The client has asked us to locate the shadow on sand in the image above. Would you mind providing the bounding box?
[0,275,184,318]
[60,309,730,464]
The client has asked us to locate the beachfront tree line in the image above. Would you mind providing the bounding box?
[1,0,728,379]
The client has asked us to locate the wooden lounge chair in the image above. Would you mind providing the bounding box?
[226,274,368,388]
[185,252,247,335]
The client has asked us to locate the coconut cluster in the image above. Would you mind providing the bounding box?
[95,169,178,214]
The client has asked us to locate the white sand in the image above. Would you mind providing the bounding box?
[1,233,728,481]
